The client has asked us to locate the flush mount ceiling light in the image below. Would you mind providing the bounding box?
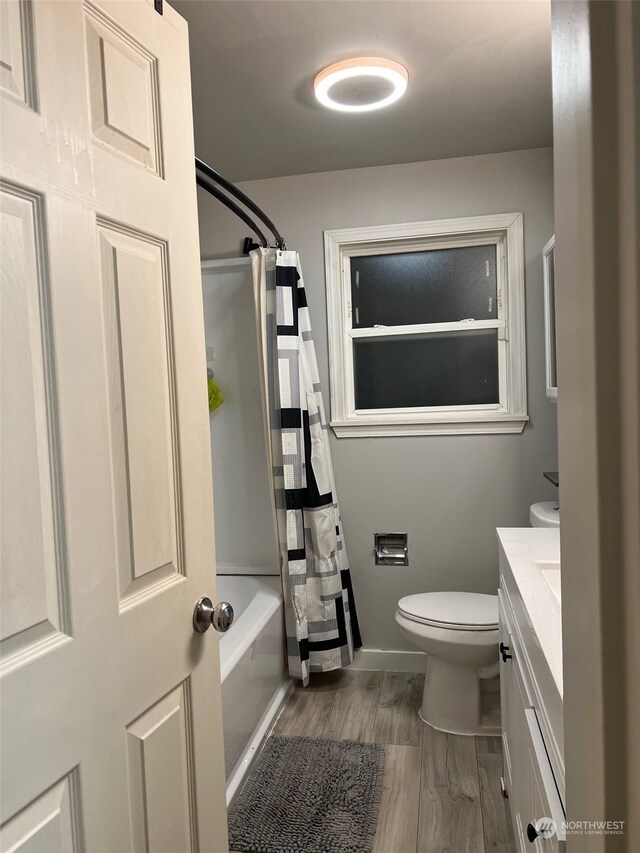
[314,57,408,113]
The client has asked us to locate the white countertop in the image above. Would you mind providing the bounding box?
[496,527,563,696]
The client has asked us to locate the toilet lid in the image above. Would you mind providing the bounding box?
[398,592,498,631]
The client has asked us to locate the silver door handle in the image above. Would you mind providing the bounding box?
[193,597,234,633]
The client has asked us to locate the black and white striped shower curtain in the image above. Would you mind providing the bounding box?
[251,248,361,685]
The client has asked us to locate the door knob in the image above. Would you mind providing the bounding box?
[193,597,234,633]
[526,822,539,842]
[527,819,555,843]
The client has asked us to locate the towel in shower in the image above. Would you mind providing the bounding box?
[208,377,224,411]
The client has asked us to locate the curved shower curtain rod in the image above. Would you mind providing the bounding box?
[195,157,286,252]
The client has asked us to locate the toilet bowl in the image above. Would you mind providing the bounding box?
[395,591,499,736]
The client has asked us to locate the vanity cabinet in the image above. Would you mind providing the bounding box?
[499,548,565,852]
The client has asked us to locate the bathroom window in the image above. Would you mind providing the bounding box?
[324,213,528,436]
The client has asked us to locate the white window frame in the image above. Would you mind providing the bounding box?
[324,213,528,437]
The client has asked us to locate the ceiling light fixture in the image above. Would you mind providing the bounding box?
[314,57,409,113]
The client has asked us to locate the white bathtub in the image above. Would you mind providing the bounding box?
[217,574,289,803]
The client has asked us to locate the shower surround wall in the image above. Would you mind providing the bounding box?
[197,147,558,659]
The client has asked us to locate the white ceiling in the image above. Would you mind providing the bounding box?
[173,0,552,182]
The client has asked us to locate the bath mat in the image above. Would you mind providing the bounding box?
[228,735,385,853]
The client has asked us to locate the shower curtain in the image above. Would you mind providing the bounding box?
[251,248,361,685]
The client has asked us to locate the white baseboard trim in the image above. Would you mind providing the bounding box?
[350,647,428,673]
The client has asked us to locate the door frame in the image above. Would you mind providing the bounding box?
[552,1,639,849]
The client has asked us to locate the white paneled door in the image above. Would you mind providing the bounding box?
[0,1,228,851]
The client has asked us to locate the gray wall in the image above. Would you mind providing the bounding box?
[198,147,558,651]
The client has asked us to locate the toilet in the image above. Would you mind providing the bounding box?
[395,591,499,736]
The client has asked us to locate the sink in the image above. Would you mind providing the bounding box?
[536,560,561,604]
[530,502,560,527]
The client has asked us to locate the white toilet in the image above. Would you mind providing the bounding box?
[395,591,499,736]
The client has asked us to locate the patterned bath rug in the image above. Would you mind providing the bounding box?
[228,735,385,853]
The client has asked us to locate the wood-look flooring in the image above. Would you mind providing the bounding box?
[230,669,515,853]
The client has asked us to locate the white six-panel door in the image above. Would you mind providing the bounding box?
[0,1,228,850]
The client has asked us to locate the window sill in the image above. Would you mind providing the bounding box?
[330,415,529,437]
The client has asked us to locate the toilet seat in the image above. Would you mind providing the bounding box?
[397,592,498,632]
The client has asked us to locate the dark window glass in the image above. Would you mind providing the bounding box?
[353,330,499,410]
[350,245,497,328]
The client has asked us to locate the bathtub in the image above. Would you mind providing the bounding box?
[217,574,289,803]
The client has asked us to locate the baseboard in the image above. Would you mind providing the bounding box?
[350,647,428,673]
